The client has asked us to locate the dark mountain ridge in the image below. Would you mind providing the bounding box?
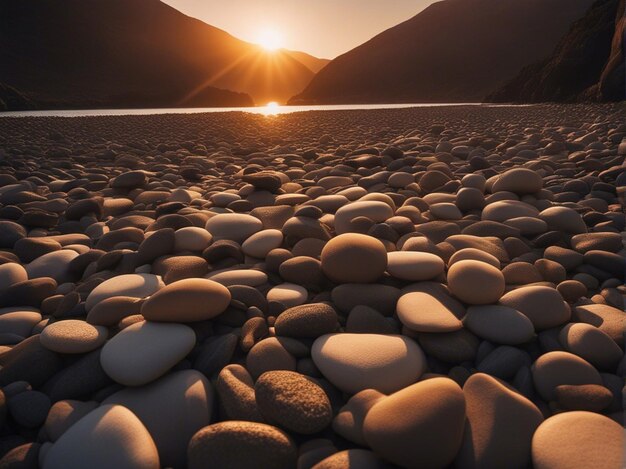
[0,0,322,110]
[289,0,594,104]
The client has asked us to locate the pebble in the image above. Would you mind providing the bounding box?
[311,333,426,394]
[100,321,195,386]
[40,320,107,353]
[499,286,570,330]
[255,371,332,434]
[85,273,164,311]
[386,251,444,281]
[532,411,623,469]
[463,305,535,345]
[396,291,463,332]
[447,260,505,304]
[363,377,466,468]
[320,234,387,284]
[531,351,602,401]
[140,278,231,322]
[43,404,159,469]
[455,373,543,468]
[103,370,213,468]
[187,421,297,469]
[205,213,263,243]
[274,303,338,338]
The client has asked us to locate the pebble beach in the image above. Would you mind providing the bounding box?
[0,104,624,468]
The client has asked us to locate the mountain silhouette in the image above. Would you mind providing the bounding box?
[0,0,322,110]
[488,0,625,102]
[289,0,594,104]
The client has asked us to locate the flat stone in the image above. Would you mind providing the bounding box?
[85,274,164,311]
[387,251,444,281]
[45,405,158,469]
[100,321,195,386]
[531,351,602,401]
[455,373,543,469]
[532,411,623,469]
[311,333,426,394]
[396,291,463,332]
[104,370,212,469]
[40,320,108,354]
[363,377,466,469]
[187,421,297,469]
[205,213,263,243]
[140,278,231,322]
[463,305,535,345]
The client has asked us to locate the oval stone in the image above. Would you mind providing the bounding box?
[396,291,463,333]
[311,333,426,394]
[387,251,445,281]
[363,377,466,468]
[448,260,505,304]
[85,274,164,311]
[43,404,159,469]
[320,233,387,284]
[140,278,231,322]
[100,321,195,386]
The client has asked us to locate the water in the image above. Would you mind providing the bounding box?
[1,102,485,118]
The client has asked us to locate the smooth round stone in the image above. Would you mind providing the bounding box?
[531,351,602,401]
[448,248,501,269]
[85,274,164,311]
[554,384,613,412]
[558,323,623,370]
[499,286,570,330]
[334,201,394,234]
[532,411,623,469]
[0,310,42,337]
[187,421,297,469]
[274,303,338,339]
[430,202,463,220]
[207,269,268,287]
[255,371,332,434]
[456,373,543,469]
[0,263,28,294]
[570,232,623,253]
[266,283,308,308]
[246,338,297,380]
[140,278,231,322]
[387,251,444,281]
[396,291,463,332]
[320,234,387,284]
[40,320,107,354]
[86,296,143,326]
[463,305,535,345]
[311,333,426,394]
[481,200,539,222]
[572,303,626,346]
[103,370,212,469]
[100,321,195,386]
[539,206,587,234]
[205,213,263,243]
[25,250,78,283]
[505,216,548,236]
[45,400,98,442]
[43,404,159,469]
[363,377,466,468]
[448,260,505,304]
[8,389,51,428]
[492,168,543,194]
[242,229,283,258]
[333,389,385,445]
[174,227,212,252]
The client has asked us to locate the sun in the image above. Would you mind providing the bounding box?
[257,28,284,52]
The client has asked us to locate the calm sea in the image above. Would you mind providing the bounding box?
[1,103,488,118]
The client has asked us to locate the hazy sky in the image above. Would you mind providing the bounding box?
[162,0,438,59]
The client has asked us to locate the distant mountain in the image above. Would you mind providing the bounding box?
[283,51,330,74]
[289,0,594,104]
[0,0,323,110]
[488,0,625,102]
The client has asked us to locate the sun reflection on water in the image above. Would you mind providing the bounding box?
[262,101,281,116]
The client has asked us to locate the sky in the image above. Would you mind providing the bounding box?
[162,0,438,59]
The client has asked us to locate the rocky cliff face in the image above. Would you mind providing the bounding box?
[489,0,625,102]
